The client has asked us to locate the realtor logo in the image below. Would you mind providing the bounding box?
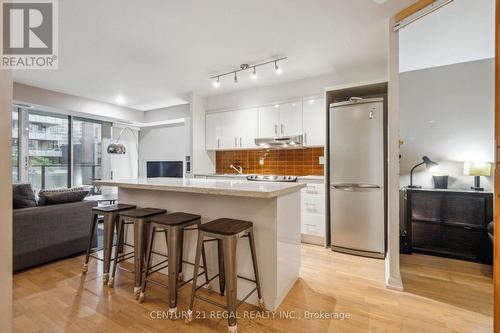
[1,0,58,69]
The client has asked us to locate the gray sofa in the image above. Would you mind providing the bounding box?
[13,200,98,271]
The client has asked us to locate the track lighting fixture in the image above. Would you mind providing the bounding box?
[212,76,220,88]
[275,60,282,74]
[210,56,287,87]
[251,66,257,80]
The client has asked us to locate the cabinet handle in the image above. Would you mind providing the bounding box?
[217,138,220,148]
[304,133,307,145]
[281,124,284,134]
[239,137,242,147]
[235,137,237,147]
[274,124,278,135]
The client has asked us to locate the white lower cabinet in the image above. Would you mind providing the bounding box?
[300,180,326,245]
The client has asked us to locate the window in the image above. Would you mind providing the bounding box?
[72,118,102,188]
[13,106,108,191]
[27,110,70,190]
[12,107,19,182]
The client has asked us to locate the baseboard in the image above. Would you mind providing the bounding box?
[301,234,324,246]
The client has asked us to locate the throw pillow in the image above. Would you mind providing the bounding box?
[13,183,37,209]
[38,187,89,206]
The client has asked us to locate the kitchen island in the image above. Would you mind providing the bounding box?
[93,177,305,310]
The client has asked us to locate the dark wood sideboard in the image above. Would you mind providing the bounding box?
[400,188,493,264]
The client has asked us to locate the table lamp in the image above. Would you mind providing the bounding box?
[463,162,491,191]
[408,156,439,188]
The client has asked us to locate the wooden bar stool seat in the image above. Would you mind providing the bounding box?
[186,218,264,333]
[138,212,211,318]
[82,204,136,285]
[199,218,253,235]
[109,207,166,296]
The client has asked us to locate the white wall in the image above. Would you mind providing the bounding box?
[399,59,495,190]
[13,83,144,123]
[190,93,215,174]
[207,70,385,112]
[139,123,187,177]
[399,0,495,72]
[144,104,189,122]
[0,71,13,333]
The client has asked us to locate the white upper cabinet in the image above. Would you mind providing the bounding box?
[258,102,302,137]
[302,97,325,146]
[233,108,259,148]
[206,108,258,150]
[258,105,280,137]
[278,102,302,136]
[206,97,325,151]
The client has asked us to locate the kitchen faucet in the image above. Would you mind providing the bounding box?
[230,164,243,174]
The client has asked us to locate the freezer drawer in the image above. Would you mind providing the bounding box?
[330,187,385,254]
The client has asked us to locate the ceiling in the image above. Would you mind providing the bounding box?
[399,0,495,73]
[13,0,414,111]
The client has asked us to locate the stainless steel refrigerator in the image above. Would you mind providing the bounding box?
[329,97,385,258]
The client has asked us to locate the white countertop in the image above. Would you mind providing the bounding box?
[94,177,305,198]
[194,173,325,182]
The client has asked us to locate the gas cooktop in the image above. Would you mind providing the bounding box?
[246,175,298,182]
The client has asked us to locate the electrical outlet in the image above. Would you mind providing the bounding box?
[259,157,265,165]
[319,156,325,165]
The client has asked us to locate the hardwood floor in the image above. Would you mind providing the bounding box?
[13,245,493,333]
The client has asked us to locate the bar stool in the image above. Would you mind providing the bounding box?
[186,218,264,333]
[82,203,136,284]
[138,212,211,317]
[108,207,166,296]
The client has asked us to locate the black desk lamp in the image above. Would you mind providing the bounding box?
[408,156,439,188]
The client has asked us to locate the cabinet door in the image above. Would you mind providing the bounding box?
[233,108,258,148]
[302,98,325,146]
[279,101,302,136]
[258,105,280,138]
[206,112,234,150]
[206,113,221,150]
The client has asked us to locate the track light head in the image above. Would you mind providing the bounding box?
[234,72,238,83]
[251,66,257,80]
[275,61,282,74]
[212,76,220,88]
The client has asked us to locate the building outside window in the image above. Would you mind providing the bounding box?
[27,110,70,190]
[12,107,19,182]
[72,118,102,188]
[11,106,110,192]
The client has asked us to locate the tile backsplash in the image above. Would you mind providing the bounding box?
[216,147,324,176]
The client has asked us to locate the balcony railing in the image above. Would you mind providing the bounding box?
[29,163,101,193]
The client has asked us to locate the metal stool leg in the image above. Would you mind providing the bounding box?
[186,230,204,323]
[166,225,181,317]
[133,217,148,298]
[138,224,156,303]
[201,241,210,288]
[178,228,185,282]
[248,229,265,309]
[217,239,226,296]
[223,235,238,333]
[117,214,125,254]
[102,212,116,285]
[108,217,124,288]
[82,213,98,274]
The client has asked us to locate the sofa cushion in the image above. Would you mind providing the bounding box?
[13,183,37,209]
[38,187,89,206]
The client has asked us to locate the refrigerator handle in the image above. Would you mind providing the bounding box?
[330,183,381,190]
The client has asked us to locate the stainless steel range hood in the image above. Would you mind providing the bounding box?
[254,135,304,149]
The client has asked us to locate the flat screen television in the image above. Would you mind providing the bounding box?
[146,161,183,178]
